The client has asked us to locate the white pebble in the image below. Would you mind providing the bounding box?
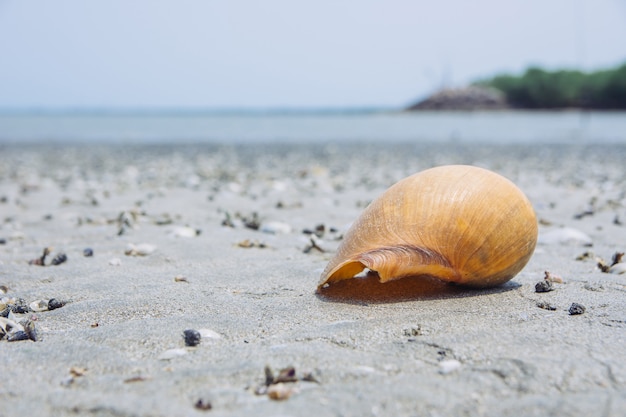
[260,221,292,234]
[109,258,122,266]
[170,226,198,238]
[609,263,626,275]
[438,359,462,374]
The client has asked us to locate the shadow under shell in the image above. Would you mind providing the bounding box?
[316,271,521,304]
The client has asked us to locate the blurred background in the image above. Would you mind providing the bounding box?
[0,0,625,143]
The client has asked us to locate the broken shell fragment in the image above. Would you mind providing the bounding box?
[29,300,50,312]
[125,243,156,256]
[609,263,626,275]
[267,383,295,401]
[318,165,538,290]
[0,317,24,340]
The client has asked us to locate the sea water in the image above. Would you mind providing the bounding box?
[0,110,624,144]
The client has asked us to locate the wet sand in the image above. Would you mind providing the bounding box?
[1,142,625,416]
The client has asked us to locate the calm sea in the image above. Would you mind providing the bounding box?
[0,111,624,145]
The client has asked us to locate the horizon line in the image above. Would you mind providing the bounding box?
[0,106,402,117]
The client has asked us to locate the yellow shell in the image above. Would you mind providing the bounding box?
[318,165,538,291]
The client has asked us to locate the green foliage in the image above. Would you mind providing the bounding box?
[475,63,626,109]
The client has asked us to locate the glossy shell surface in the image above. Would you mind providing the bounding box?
[319,165,538,290]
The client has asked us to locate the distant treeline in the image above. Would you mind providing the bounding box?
[475,63,626,109]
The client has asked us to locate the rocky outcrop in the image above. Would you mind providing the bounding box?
[407,86,509,111]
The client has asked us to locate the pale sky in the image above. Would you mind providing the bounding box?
[1,0,625,109]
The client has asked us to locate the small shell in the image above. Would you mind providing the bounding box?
[609,263,626,275]
[318,165,538,290]
[29,300,49,312]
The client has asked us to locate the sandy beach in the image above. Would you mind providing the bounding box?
[1,141,625,416]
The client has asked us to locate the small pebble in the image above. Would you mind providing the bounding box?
[48,298,65,310]
[535,280,553,293]
[109,258,122,266]
[51,253,68,266]
[174,275,189,283]
[83,248,94,257]
[569,303,586,315]
[194,399,213,411]
[0,238,6,245]
[438,359,462,374]
[183,329,202,347]
[260,221,292,235]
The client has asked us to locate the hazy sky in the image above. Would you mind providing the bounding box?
[1,0,625,109]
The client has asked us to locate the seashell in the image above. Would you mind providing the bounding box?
[0,317,24,340]
[198,328,222,340]
[318,165,538,290]
[609,263,626,275]
[29,299,50,312]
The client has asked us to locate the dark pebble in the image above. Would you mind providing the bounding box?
[83,248,94,257]
[48,298,65,310]
[569,303,586,315]
[535,280,553,293]
[51,253,68,265]
[0,238,6,245]
[183,329,201,347]
[11,304,29,314]
[194,399,212,411]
